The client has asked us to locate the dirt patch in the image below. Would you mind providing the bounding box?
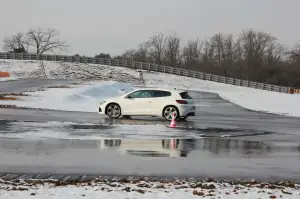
[0,104,59,111]
[0,104,18,108]
[0,95,17,100]
[48,85,72,88]
[3,93,29,96]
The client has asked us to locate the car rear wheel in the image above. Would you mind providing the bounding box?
[163,106,179,121]
[106,103,121,119]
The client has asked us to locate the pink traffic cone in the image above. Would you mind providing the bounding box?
[169,113,177,128]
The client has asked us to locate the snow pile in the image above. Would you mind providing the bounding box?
[0,59,142,84]
[1,59,300,117]
[0,178,299,199]
[0,81,134,112]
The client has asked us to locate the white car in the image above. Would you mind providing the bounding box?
[98,88,196,120]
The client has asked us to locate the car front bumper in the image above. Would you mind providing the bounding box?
[98,104,106,115]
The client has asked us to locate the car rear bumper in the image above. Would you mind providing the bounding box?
[178,105,196,117]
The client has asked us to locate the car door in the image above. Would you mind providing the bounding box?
[149,90,172,115]
[121,90,154,115]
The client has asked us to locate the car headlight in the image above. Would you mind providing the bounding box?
[100,101,106,105]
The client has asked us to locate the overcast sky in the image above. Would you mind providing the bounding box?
[1,0,299,56]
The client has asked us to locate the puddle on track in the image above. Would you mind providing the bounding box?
[0,120,276,140]
[0,137,299,181]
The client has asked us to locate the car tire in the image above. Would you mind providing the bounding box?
[163,106,179,121]
[105,103,121,119]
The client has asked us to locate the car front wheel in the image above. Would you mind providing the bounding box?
[106,103,121,119]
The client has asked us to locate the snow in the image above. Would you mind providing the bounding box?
[0,81,135,112]
[0,178,299,199]
[1,59,300,117]
[0,77,17,81]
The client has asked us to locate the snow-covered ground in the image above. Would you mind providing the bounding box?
[0,81,135,112]
[1,59,300,117]
[0,178,299,199]
[0,77,19,81]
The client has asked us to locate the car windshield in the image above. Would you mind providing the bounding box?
[179,92,192,99]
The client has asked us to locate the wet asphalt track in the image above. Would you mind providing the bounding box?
[0,137,300,182]
[0,78,300,181]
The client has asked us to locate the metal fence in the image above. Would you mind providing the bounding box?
[0,52,290,93]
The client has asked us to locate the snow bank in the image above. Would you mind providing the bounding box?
[1,81,134,112]
[0,178,299,199]
[143,71,300,116]
[1,59,300,117]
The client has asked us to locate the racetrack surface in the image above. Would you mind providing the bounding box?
[0,78,74,94]
[0,78,300,181]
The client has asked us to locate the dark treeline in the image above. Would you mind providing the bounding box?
[99,29,300,87]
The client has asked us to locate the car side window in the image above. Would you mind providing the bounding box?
[153,91,172,97]
[127,90,154,98]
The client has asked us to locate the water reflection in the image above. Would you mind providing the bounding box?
[0,137,299,158]
[99,138,195,157]
[98,138,299,158]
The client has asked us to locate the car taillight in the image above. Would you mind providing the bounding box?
[176,100,188,104]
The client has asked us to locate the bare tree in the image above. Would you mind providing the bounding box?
[3,32,29,53]
[134,42,150,62]
[211,33,224,68]
[164,33,181,66]
[265,42,286,65]
[239,29,276,79]
[121,49,136,60]
[147,32,167,64]
[202,39,215,65]
[26,28,68,54]
[288,42,300,64]
[182,38,203,69]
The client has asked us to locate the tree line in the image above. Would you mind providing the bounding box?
[113,30,300,87]
[3,28,300,87]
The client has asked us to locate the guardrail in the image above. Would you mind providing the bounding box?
[0,52,291,94]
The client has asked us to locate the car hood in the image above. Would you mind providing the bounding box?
[101,96,122,103]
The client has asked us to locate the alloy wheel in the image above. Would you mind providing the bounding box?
[107,104,121,119]
[163,106,178,121]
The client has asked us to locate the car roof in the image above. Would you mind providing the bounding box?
[129,87,187,93]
